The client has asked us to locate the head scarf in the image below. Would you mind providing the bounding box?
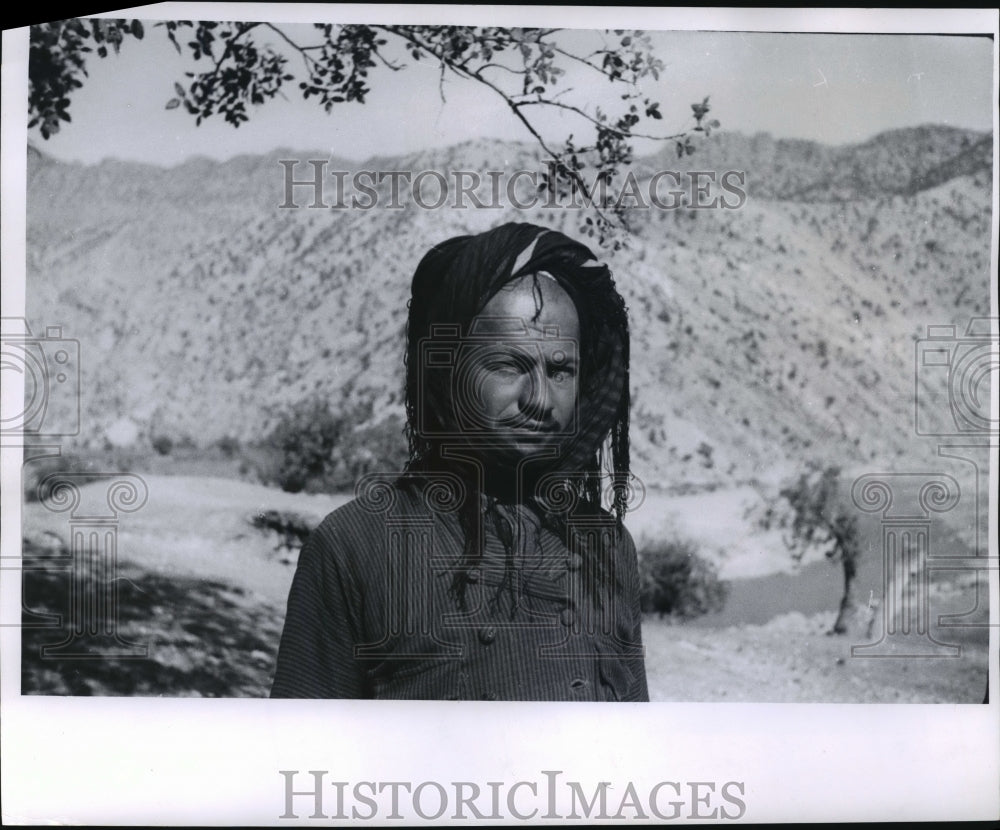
[405,222,629,487]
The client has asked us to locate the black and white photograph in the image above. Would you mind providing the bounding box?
[2,4,998,824]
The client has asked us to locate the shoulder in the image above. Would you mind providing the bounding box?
[617,520,637,551]
[298,476,458,591]
[598,507,639,564]
[305,478,435,557]
[615,520,638,561]
[589,504,638,553]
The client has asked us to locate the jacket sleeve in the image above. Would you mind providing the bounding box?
[270,519,370,698]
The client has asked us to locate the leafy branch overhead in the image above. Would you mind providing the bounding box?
[28,18,718,246]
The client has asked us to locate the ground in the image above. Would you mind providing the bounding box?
[643,612,987,703]
[17,474,990,702]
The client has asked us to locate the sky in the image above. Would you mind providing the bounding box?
[15,11,998,167]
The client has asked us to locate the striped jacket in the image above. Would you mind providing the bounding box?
[271,476,648,701]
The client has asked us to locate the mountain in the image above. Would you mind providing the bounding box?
[24,127,993,486]
[639,124,992,201]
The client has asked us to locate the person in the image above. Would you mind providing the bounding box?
[271,222,647,700]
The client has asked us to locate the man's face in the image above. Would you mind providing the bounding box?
[461,274,580,461]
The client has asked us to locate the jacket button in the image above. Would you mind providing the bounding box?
[560,609,575,627]
[478,626,497,645]
[466,568,481,583]
[481,691,498,700]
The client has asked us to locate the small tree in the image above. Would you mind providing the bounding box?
[772,463,863,635]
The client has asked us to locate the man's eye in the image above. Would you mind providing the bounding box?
[484,359,524,375]
[550,367,576,383]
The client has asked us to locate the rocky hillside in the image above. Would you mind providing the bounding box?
[640,124,993,200]
[25,126,993,485]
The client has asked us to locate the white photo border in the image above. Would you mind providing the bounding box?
[2,4,998,824]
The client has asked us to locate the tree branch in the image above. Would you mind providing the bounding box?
[516,98,688,142]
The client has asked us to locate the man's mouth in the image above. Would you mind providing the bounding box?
[503,419,561,434]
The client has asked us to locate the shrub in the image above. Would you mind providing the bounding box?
[151,434,174,456]
[250,509,314,550]
[638,538,729,619]
[216,435,241,458]
[258,397,407,494]
[261,397,348,493]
